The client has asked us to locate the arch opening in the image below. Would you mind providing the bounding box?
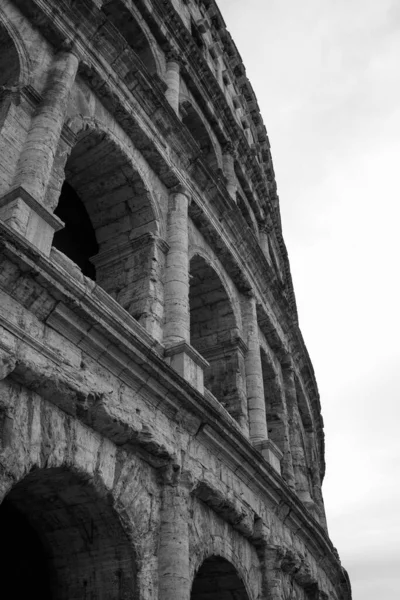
[189,255,246,425]
[53,181,98,280]
[103,3,159,75]
[181,101,219,172]
[52,128,161,331]
[260,348,286,454]
[191,556,250,600]
[0,467,136,600]
[0,22,20,90]
[0,22,22,191]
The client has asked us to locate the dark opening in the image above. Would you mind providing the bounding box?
[260,348,285,453]
[181,102,219,171]
[0,499,52,600]
[191,556,249,600]
[0,467,137,600]
[0,24,20,89]
[103,4,158,74]
[53,181,98,280]
[191,20,204,50]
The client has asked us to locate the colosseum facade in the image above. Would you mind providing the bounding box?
[0,0,352,599]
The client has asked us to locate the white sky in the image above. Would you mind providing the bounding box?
[217,1,400,598]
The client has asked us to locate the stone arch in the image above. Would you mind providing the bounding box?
[51,120,165,339]
[189,253,247,427]
[0,466,137,600]
[188,244,242,329]
[103,1,162,76]
[236,191,258,237]
[180,98,221,172]
[0,11,31,89]
[0,14,30,193]
[260,347,287,455]
[191,555,251,600]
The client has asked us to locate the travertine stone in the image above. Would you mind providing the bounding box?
[164,187,191,346]
[241,293,269,444]
[223,150,237,200]
[165,58,181,114]
[158,468,192,600]
[14,50,79,203]
[0,2,351,599]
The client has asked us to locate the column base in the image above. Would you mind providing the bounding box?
[0,186,63,255]
[165,341,209,393]
[255,439,283,475]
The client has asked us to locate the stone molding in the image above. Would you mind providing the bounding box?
[164,341,210,370]
[0,186,63,232]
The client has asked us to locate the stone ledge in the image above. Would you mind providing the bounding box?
[255,439,284,475]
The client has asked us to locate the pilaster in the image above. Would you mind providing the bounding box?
[165,52,181,115]
[241,292,268,443]
[158,466,192,600]
[0,48,79,255]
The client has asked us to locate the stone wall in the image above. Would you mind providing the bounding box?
[0,0,351,599]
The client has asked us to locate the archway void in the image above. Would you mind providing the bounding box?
[260,348,286,454]
[52,128,158,321]
[181,101,219,172]
[0,467,136,600]
[190,255,246,423]
[191,556,250,600]
[0,22,20,89]
[53,181,98,279]
[103,2,159,75]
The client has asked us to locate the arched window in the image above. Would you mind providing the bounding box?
[103,2,159,75]
[51,127,161,337]
[0,23,20,90]
[0,468,136,600]
[53,181,98,280]
[189,255,247,426]
[191,556,250,600]
[181,101,219,172]
[260,348,287,454]
[237,192,258,236]
[0,22,21,193]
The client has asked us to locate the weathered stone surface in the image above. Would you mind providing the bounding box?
[0,1,351,599]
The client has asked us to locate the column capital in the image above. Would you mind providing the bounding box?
[222,140,238,157]
[170,184,191,200]
[160,463,194,491]
[57,39,81,61]
[166,49,186,67]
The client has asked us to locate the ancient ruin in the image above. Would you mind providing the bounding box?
[0,0,352,598]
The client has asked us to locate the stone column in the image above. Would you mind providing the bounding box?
[14,49,79,202]
[164,186,190,346]
[0,48,79,255]
[259,223,271,263]
[158,468,191,600]
[241,293,268,443]
[164,186,208,392]
[222,143,237,200]
[165,54,181,115]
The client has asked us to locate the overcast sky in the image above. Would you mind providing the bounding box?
[217,1,400,598]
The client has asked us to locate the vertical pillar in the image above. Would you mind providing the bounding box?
[0,48,79,254]
[164,186,190,346]
[165,53,181,115]
[259,223,271,263]
[163,186,208,391]
[241,293,268,443]
[14,49,79,202]
[158,468,191,600]
[222,143,237,200]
